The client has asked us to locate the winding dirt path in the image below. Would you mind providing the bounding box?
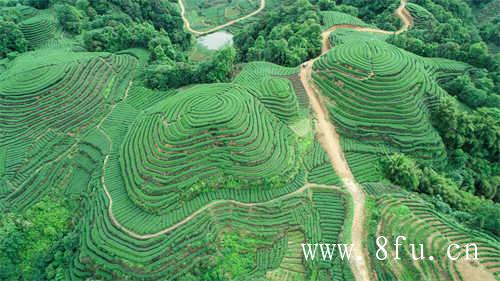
[178,0,266,36]
[300,1,412,280]
[101,176,340,239]
[96,0,412,277]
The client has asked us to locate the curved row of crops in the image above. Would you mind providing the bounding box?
[0,54,131,146]
[313,189,355,281]
[20,13,57,47]
[68,180,350,280]
[91,59,344,241]
[0,35,349,279]
[62,53,351,279]
[305,142,342,186]
[0,51,137,212]
[235,62,302,123]
[312,40,449,183]
[375,194,500,280]
[329,29,389,45]
[120,83,301,214]
[321,11,373,30]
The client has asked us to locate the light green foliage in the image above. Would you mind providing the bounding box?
[321,11,372,30]
[215,232,257,278]
[0,196,71,280]
[0,50,132,146]
[329,28,388,45]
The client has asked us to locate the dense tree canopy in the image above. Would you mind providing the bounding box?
[234,0,322,66]
[56,4,83,34]
[382,152,500,235]
[0,20,27,58]
[145,47,237,89]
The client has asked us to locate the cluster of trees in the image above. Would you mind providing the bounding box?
[71,0,191,59]
[386,0,498,71]
[431,95,499,192]
[180,232,258,281]
[83,22,182,62]
[479,16,499,47]
[144,47,237,89]
[234,0,322,66]
[0,196,76,280]
[442,70,500,109]
[55,3,83,34]
[327,0,402,29]
[1,0,192,62]
[0,20,27,58]
[382,153,499,235]
[467,0,499,47]
[0,1,30,58]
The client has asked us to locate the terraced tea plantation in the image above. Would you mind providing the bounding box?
[1,0,498,280]
[312,39,467,183]
[0,38,350,279]
[364,185,500,281]
[321,11,373,30]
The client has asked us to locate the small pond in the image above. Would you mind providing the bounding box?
[197,31,234,50]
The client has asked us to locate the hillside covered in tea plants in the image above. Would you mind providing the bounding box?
[0,0,498,280]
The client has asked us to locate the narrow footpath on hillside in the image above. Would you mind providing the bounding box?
[178,0,266,36]
[299,1,412,280]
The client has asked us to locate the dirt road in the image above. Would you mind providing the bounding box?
[178,0,266,36]
[98,0,412,278]
[299,1,412,280]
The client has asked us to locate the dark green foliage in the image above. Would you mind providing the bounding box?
[0,20,27,58]
[38,231,80,281]
[335,0,395,20]
[25,0,51,9]
[442,71,500,109]
[0,214,25,280]
[145,47,237,89]
[99,0,192,50]
[59,0,191,53]
[381,154,422,192]
[426,94,499,206]
[386,0,499,76]
[55,4,82,34]
[479,16,499,46]
[234,0,322,66]
[107,0,184,33]
[432,96,499,163]
[83,22,179,61]
[0,196,73,280]
[383,153,499,235]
